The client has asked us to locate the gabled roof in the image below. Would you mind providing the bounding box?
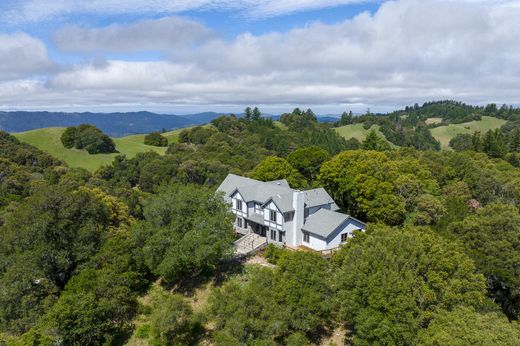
[217,174,293,204]
[217,173,340,214]
[302,209,358,238]
[262,192,295,213]
[304,188,339,210]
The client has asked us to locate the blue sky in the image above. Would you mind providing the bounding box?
[0,0,519,114]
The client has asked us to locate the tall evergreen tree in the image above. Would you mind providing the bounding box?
[251,107,261,121]
[244,107,252,121]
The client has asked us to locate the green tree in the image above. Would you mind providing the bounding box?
[244,106,252,121]
[319,150,438,225]
[250,156,308,189]
[332,225,487,346]
[132,184,235,284]
[449,133,474,151]
[340,111,353,125]
[252,107,261,121]
[144,132,168,147]
[0,185,132,334]
[509,129,520,152]
[345,137,361,150]
[148,290,202,346]
[60,126,77,148]
[60,124,116,154]
[418,306,520,346]
[210,251,331,345]
[448,203,520,320]
[286,146,329,181]
[362,130,390,151]
[482,129,508,158]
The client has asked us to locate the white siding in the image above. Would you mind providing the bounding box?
[303,232,327,251]
[263,201,283,231]
[326,219,365,249]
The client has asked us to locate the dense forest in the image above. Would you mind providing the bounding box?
[1,104,520,345]
[336,100,520,163]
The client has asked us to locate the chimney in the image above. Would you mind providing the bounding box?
[291,191,305,247]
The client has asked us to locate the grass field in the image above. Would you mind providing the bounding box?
[334,124,386,142]
[430,116,507,149]
[425,117,443,125]
[13,127,186,172]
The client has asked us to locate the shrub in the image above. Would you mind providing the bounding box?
[144,132,168,147]
[60,124,116,154]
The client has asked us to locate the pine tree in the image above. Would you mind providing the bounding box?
[244,107,252,121]
[252,107,261,121]
[509,129,520,152]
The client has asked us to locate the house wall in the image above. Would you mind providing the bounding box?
[263,201,283,231]
[326,219,366,249]
[263,201,284,245]
[302,232,328,251]
[231,191,248,232]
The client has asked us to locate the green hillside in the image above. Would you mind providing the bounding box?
[334,124,385,141]
[14,127,176,171]
[430,116,507,149]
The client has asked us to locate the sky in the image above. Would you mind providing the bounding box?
[1,0,520,115]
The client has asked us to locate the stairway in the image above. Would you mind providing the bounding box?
[234,232,268,256]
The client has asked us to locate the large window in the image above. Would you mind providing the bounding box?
[270,229,276,240]
[303,231,310,243]
[236,200,242,211]
[341,233,349,243]
[269,210,277,223]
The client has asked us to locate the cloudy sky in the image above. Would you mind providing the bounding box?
[1,0,519,114]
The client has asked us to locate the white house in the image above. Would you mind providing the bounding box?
[217,174,366,252]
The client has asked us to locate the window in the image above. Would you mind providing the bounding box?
[236,200,242,211]
[270,229,276,240]
[304,208,310,218]
[303,231,310,243]
[341,233,349,243]
[269,210,277,223]
[278,231,284,243]
[284,212,294,222]
[237,217,243,228]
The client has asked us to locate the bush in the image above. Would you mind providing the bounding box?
[263,243,284,264]
[144,132,168,147]
[60,124,116,154]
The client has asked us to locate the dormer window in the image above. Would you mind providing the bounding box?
[269,210,277,223]
[236,200,242,211]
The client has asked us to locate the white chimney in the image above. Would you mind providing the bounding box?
[291,191,305,247]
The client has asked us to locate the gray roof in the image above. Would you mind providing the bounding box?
[264,192,295,213]
[304,188,339,210]
[217,174,293,205]
[267,179,290,188]
[217,173,339,214]
[302,209,352,238]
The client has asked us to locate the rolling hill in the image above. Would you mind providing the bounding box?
[334,124,387,142]
[13,127,185,171]
[430,116,507,149]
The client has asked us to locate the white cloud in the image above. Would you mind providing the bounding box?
[52,17,215,54]
[2,0,520,112]
[0,33,53,80]
[2,0,377,23]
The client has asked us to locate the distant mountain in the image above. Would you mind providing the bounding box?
[0,111,225,137]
